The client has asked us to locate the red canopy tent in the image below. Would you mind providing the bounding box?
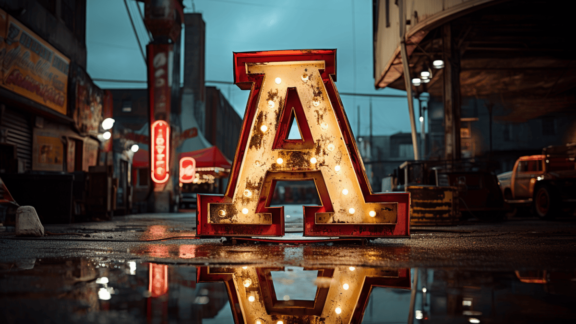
[178,146,232,171]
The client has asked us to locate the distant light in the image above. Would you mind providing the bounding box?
[128,261,137,275]
[277,158,283,164]
[433,59,444,69]
[275,77,282,84]
[369,211,376,217]
[283,295,290,301]
[261,125,268,132]
[102,118,115,130]
[96,277,109,284]
[463,300,472,306]
[342,189,349,195]
[310,157,317,164]
[242,208,249,215]
[243,279,252,287]
[348,208,355,214]
[412,78,421,86]
[249,296,255,302]
[469,319,480,324]
[98,287,111,300]
[343,283,349,290]
[419,116,424,122]
[335,307,342,314]
[422,78,430,83]
[268,100,275,108]
[103,131,111,140]
[422,287,427,293]
[335,165,341,172]
[415,310,423,320]
[420,70,430,78]
[130,144,139,152]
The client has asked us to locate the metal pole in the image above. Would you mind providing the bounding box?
[357,105,361,140]
[399,0,420,160]
[408,268,419,324]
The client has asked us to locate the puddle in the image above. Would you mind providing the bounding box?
[1,258,575,323]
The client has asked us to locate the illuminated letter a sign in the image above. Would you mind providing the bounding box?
[197,50,410,238]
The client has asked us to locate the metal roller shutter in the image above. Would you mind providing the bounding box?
[0,108,32,171]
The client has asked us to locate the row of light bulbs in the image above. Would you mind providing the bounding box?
[247,266,358,323]
[412,59,444,87]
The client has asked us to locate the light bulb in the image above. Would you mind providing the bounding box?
[268,100,275,108]
[256,321,262,324]
[412,78,421,86]
[433,59,444,69]
[244,189,252,198]
[335,165,341,172]
[302,73,309,82]
[261,125,268,132]
[369,211,376,217]
[313,101,320,107]
[248,296,255,302]
[328,144,335,151]
[335,307,342,314]
[130,144,139,152]
[349,267,355,271]
[276,158,283,164]
[321,122,328,130]
[242,266,247,269]
[243,279,252,287]
[342,189,349,195]
[348,208,355,214]
[422,78,430,83]
[310,157,317,164]
[275,77,281,84]
[218,209,226,217]
[343,283,349,290]
[277,321,284,324]
[101,118,115,130]
[419,116,424,122]
[420,70,430,78]
[242,208,249,214]
[103,131,111,140]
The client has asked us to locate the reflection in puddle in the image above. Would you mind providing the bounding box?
[0,258,575,323]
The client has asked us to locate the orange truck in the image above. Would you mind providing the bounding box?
[497,146,576,218]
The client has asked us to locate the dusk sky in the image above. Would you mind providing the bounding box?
[86,0,422,136]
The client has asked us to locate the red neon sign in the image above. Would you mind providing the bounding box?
[151,120,170,183]
[179,157,196,183]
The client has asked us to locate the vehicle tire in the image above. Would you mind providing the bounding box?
[533,185,558,219]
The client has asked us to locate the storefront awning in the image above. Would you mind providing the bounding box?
[178,146,232,171]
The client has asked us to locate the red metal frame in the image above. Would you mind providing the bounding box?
[197,50,410,238]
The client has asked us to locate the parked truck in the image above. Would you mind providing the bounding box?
[497,145,576,219]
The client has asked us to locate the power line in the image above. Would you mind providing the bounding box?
[93,78,409,98]
[124,0,146,63]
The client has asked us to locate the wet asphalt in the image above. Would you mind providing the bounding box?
[2,210,576,271]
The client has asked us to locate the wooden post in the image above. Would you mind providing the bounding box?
[442,23,462,161]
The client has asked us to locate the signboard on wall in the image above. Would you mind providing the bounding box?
[34,132,64,171]
[0,9,70,115]
[70,63,104,136]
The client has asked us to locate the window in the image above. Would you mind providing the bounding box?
[137,168,149,187]
[542,117,556,136]
[518,160,541,172]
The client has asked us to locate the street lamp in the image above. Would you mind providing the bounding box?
[102,118,115,130]
[432,59,444,69]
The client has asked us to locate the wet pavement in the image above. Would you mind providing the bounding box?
[2,208,576,323]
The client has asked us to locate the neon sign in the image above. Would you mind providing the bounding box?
[151,120,170,183]
[179,157,196,183]
[196,50,410,238]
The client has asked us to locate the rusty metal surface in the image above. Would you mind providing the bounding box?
[408,185,460,226]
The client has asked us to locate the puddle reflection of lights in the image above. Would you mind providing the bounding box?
[98,287,111,300]
[415,310,423,320]
[469,319,480,324]
[128,261,136,275]
[96,277,109,284]
[335,307,342,314]
[244,279,252,287]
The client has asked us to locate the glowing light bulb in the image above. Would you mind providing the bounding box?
[349,208,355,214]
[313,101,320,107]
[275,77,281,84]
[130,144,139,152]
[103,131,111,140]
[256,321,262,324]
[349,267,355,271]
[302,73,309,82]
[342,189,349,195]
[255,160,260,166]
[277,158,283,164]
[242,208,249,215]
[261,125,268,132]
[249,296,255,302]
[310,157,317,164]
[277,321,284,324]
[242,266,247,269]
[327,143,335,151]
[101,118,115,130]
[419,116,424,122]
[343,283,349,290]
[268,100,275,108]
[321,122,328,130]
[335,165,341,172]
[335,307,342,314]
[243,279,252,287]
[244,189,252,198]
[369,211,376,217]
[218,210,227,217]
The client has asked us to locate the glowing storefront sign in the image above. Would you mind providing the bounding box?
[197,50,410,238]
[179,157,196,183]
[151,120,170,183]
